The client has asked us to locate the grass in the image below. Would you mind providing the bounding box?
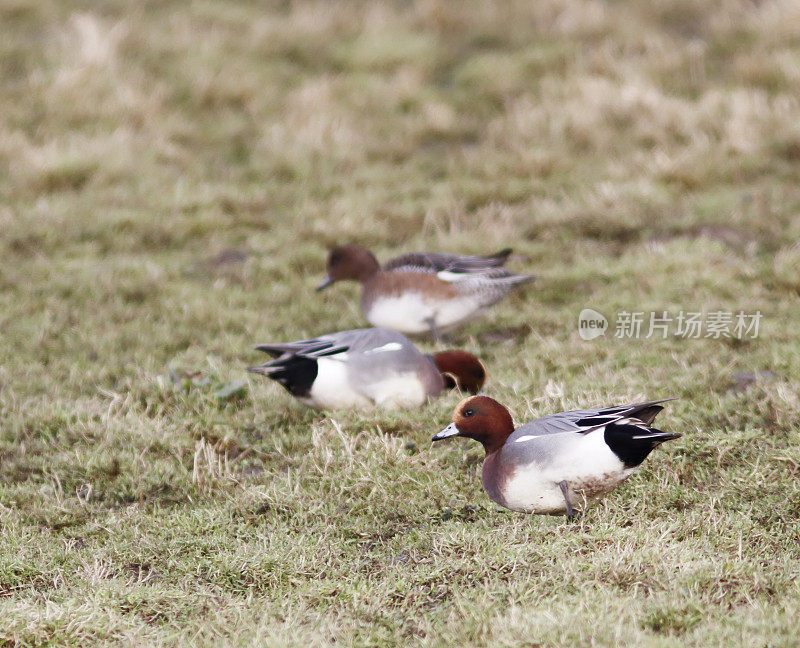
[2,0,800,645]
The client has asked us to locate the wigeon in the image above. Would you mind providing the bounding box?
[316,243,533,340]
[432,395,680,517]
[248,328,485,410]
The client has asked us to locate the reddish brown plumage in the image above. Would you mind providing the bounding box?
[362,271,458,307]
[481,451,513,508]
[432,351,486,393]
[323,244,460,310]
[449,395,515,454]
[325,243,380,283]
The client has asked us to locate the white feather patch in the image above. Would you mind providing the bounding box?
[303,358,370,408]
[616,417,650,429]
[436,270,463,282]
[363,342,403,355]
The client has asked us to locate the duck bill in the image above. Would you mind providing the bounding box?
[316,275,333,291]
[432,422,461,442]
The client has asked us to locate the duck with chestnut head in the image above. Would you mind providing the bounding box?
[317,243,533,341]
[249,328,485,410]
[433,395,680,517]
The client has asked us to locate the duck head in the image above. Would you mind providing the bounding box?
[432,395,514,454]
[317,243,380,290]
[432,351,486,394]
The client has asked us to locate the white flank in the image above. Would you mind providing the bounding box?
[301,360,427,409]
[365,372,428,409]
[499,428,634,514]
[301,358,371,409]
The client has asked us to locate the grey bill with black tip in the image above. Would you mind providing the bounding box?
[316,275,333,291]
[432,422,461,441]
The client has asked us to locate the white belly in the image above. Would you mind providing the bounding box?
[365,293,481,334]
[499,430,636,514]
[365,293,435,334]
[500,473,569,514]
[432,297,483,330]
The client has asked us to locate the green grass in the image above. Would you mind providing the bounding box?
[2,0,800,645]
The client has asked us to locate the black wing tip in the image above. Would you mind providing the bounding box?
[628,398,678,424]
[253,342,278,351]
[252,339,337,355]
[252,345,287,360]
[625,397,678,409]
[313,344,350,357]
[631,430,682,444]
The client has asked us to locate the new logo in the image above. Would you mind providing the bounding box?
[578,308,608,340]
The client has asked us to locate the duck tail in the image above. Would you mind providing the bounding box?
[486,248,513,265]
[247,355,318,397]
[605,422,681,468]
[630,427,682,444]
[247,363,278,376]
[497,273,535,286]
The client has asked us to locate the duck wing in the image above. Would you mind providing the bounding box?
[514,399,676,438]
[384,248,513,274]
[253,328,414,359]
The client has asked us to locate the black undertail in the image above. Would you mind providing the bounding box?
[248,356,318,397]
[604,423,682,468]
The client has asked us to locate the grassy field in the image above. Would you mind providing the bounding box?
[2,0,800,645]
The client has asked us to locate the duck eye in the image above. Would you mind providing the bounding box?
[463,408,475,417]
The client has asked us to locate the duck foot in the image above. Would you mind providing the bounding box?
[558,481,578,520]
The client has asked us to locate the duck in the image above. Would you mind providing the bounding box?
[316,243,533,340]
[432,395,680,517]
[248,328,486,410]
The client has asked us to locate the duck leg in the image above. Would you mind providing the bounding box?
[424,317,443,344]
[558,481,577,519]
